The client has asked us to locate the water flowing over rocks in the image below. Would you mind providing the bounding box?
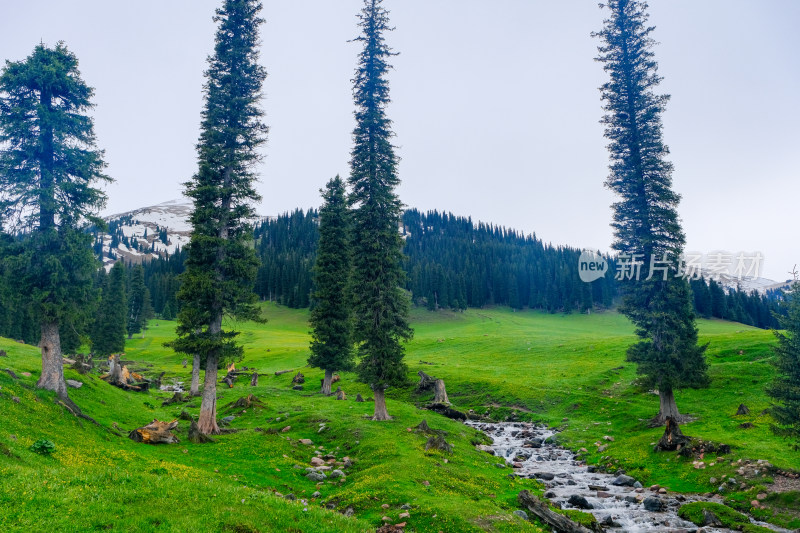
[468,421,786,533]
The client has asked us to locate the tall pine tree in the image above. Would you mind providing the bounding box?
[127,264,148,338]
[170,0,267,435]
[308,176,353,395]
[92,261,127,356]
[348,0,412,421]
[594,0,708,424]
[0,43,109,412]
[767,277,800,448]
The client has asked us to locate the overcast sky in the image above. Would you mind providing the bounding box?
[1,1,798,280]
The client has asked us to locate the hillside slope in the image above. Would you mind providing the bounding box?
[2,306,798,531]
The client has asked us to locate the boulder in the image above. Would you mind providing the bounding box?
[306,471,326,482]
[642,497,663,512]
[513,510,528,520]
[568,495,593,510]
[66,379,83,389]
[612,474,636,487]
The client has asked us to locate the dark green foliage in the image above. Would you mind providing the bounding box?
[402,210,617,312]
[170,0,267,364]
[126,264,149,337]
[594,0,708,395]
[0,42,108,326]
[91,261,127,356]
[29,439,56,456]
[348,0,412,390]
[140,248,185,316]
[308,177,354,374]
[767,281,800,448]
[253,209,318,308]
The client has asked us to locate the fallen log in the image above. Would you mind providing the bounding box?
[428,402,467,421]
[2,368,19,379]
[128,419,180,444]
[517,490,592,533]
[274,369,293,376]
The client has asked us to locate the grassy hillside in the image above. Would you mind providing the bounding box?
[1,304,797,531]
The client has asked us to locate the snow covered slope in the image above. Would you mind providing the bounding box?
[97,199,193,270]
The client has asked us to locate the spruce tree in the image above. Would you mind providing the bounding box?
[169,0,267,435]
[594,0,708,424]
[127,264,148,338]
[308,176,353,395]
[348,0,413,420]
[92,261,127,356]
[767,278,800,448]
[0,42,109,411]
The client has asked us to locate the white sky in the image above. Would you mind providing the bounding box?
[1,1,798,280]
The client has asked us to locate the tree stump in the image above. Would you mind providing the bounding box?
[250,373,258,387]
[425,434,453,454]
[736,404,750,415]
[654,416,692,451]
[108,354,124,385]
[0,350,6,357]
[70,353,93,374]
[229,394,264,409]
[292,372,305,385]
[128,419,180,444]
[335,386,346,400]
[433,379,450,405]
[152,371,166,390]
[417,370,437,391]
[187,419,214,444]
[355,393,364,402]
[161,392,187,406]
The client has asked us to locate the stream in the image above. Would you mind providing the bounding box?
[467,421,786,533]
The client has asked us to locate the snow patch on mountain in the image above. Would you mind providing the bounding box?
[97,199,194,270]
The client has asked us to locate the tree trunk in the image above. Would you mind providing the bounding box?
[190,353,201,397]
[197,351,221,435]
[433,379,450,404]
[37,321,68,399]
[372,386,390,421]
[321,369,333,395]
[655,387,681,425]
[654,416,692,452]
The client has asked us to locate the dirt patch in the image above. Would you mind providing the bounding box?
[769,473,800,493]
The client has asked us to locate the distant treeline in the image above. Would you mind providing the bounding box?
[131,208,783,329]
[3,208,781,345]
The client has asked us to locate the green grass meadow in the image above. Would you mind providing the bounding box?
[1,303,798,531]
